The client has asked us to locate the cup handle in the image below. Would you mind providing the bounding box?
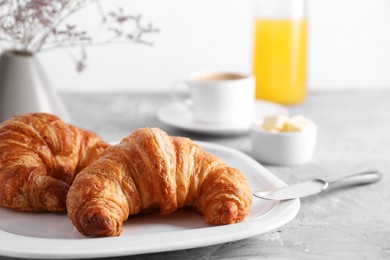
[171,80,193,108]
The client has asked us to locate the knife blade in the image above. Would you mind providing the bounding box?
[252,170,382,201]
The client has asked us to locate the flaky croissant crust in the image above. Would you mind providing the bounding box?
[0,113,108,212]
[67,128,252,237]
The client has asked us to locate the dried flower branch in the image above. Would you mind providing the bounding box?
[0,0,159,71]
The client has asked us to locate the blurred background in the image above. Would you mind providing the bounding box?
[2,0,389,93]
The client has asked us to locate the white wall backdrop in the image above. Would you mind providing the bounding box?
[2,0,390,92]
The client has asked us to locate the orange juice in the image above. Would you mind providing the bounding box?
[253,18,307,104]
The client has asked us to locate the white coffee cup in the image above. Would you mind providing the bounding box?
[172,71,255,125]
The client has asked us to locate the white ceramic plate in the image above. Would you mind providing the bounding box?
[157,100,289,135]
[0,141,299,259]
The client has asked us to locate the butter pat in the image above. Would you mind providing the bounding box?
[261,114,316,133]
[284,115,315,132]
[262,115,287,131]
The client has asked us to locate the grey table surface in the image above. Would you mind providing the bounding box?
[1,89,389,260]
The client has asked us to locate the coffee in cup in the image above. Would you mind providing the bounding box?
[172,72,255,125]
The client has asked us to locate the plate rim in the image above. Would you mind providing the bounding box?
[0,141,300,259]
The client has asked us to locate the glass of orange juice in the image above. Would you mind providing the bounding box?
[253,0,308,105]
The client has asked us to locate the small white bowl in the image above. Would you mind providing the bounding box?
[251,124,317,165]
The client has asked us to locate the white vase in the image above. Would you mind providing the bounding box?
[0,50,71,122]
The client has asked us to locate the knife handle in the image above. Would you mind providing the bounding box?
[326,170,383,191]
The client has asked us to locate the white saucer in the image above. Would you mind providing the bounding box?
[157,100,289,135]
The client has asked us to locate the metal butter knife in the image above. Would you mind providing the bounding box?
[253,170,383,200]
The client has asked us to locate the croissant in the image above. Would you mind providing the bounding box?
[67,128,252,237]
[0,113,109,212]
